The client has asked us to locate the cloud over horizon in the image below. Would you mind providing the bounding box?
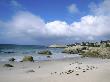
[0,0,110,45]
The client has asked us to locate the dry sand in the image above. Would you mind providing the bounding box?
[0,57,110,82]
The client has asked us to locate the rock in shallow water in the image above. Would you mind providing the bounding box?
[9,58,15,61]
[38,50,52,55]
[22,56,34,62]
[47,55,51,58]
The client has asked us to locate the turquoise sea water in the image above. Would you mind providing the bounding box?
[0,44,80,61]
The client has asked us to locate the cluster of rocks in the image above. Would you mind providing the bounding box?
[3,56,35,68]
[50,62,97,76]
[8,56,34,62]
[62,44,110,59]
[7,50,52,62]
[80,47,110,59]
[62,45,87,54]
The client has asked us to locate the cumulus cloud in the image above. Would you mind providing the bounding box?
[1,11,46,43]
[67,4,79,14]
[0,0,110,44]
[71,15,110,37]
[89,0,110,16]
[45,21,71,37]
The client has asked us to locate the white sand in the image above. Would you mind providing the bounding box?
[0,57,110,82]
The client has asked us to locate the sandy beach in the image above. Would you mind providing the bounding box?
[0,57,110,82]
[0,0,110,82]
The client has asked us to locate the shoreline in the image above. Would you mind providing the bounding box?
[0,53,81,62]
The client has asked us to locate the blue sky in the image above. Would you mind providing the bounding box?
[0,0,110,45]
[0,0,102,23]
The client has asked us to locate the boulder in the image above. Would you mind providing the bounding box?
[22,56,34,62]
[38,50,52,55]
[47,55,51,58]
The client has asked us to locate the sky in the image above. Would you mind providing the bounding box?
[0,0,110,45]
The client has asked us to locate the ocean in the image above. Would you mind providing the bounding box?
[0,44,80,62]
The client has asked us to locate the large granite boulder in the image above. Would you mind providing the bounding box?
[22,56,34,62]
[38,50,52,55]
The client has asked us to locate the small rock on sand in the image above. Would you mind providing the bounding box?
[26,69,35,73]
[38,66,40,68]
[83,70,86,72]
[76,73,79,75]
[3,64,14,67]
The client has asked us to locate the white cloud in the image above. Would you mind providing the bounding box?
[89,0,110,16]
[70,15,110,37]
[0,0,110,44]
[5,11,46,38]
[1,12,110,42]
[67,4,79,14]
[45,21,71,37]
